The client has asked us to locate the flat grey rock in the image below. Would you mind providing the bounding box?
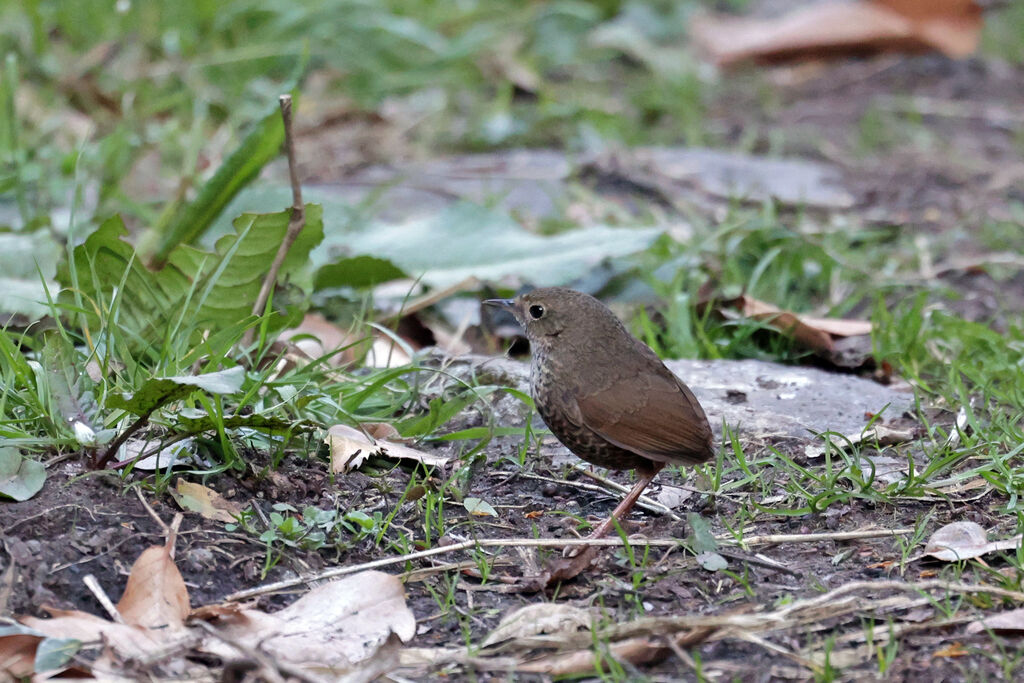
[468,356,913,443]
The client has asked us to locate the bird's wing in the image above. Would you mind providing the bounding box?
[576,367,713,466]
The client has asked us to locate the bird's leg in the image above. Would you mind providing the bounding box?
[585,463,664,540]
[546,463,664,586]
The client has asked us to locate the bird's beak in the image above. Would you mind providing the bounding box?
[483,298,515,311]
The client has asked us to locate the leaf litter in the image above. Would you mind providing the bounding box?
[7,511,417,681]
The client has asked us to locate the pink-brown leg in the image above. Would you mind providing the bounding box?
[546,464,664,585]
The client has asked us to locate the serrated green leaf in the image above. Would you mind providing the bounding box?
[141,102,287,267]
[57,206,324,353]
[107,366,245,416]
[40,333,98,436]
[0,446,46,501]
[170,205,325,327]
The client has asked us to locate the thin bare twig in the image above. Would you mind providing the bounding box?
[135,487,170,535]
[225,528,913,601]
[83,574,124,623]
[244,94,306,347]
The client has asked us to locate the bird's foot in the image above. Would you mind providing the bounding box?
[545,545,601,586]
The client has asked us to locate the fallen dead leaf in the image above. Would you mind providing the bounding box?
[116,533,190,629]
[922,521,1022,562]
[326,424,449,473]
[169,478,243,524]
[0,629,40,679]
[967,607,1024,634]
[481,603,597,648]
[692,0,982,67]
[198,571,415,681]
[731,294,872,354]
[654,485,694,509]
[932,641,969,658]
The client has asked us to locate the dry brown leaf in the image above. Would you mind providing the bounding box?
[932,641,969,658]
[923,521,1022,562]
[967,607,1024,634]
[0,633,39,678]
[733,295,873,353]
[326,424,449,473]
[693,0,981,67]
[198,571,415,681]
[16,532,194,676]
[20,608,180,661]
[482,603,596,648]
[518,635,670,675]
[169,479,243,524]
[116,536,190,629]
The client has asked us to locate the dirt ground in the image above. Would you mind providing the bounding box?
[4,51,1024,681]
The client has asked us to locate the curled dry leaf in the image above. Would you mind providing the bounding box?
[198,571,416,681]
[169,478,244,523]
[923,521,1022,562]
[481,603,597,648]
[326,424,449,473]
[692,0,982,67]
[726,294,872,354]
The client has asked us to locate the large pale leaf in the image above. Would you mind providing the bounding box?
[0,447,45,501]
[0,231,60,321]
[217,189,661,289]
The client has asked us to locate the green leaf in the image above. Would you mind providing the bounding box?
[218,190,662,289]
[313,255,408,289]
[696,551,728,572]
[686,512,718,553]
[463,497,497,517]
[40,333,99,438]
[0,446,46,501]
[57,206,324,354]
[170,205,325,326]
[320,201,662,288]
[141,102,287,267]
[107,366,245,416]
[178,412,315,435]
[0,626,79,672]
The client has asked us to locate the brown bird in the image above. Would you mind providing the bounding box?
[486,288,714,581]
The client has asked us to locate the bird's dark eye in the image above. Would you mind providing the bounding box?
[528,304,545,320]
